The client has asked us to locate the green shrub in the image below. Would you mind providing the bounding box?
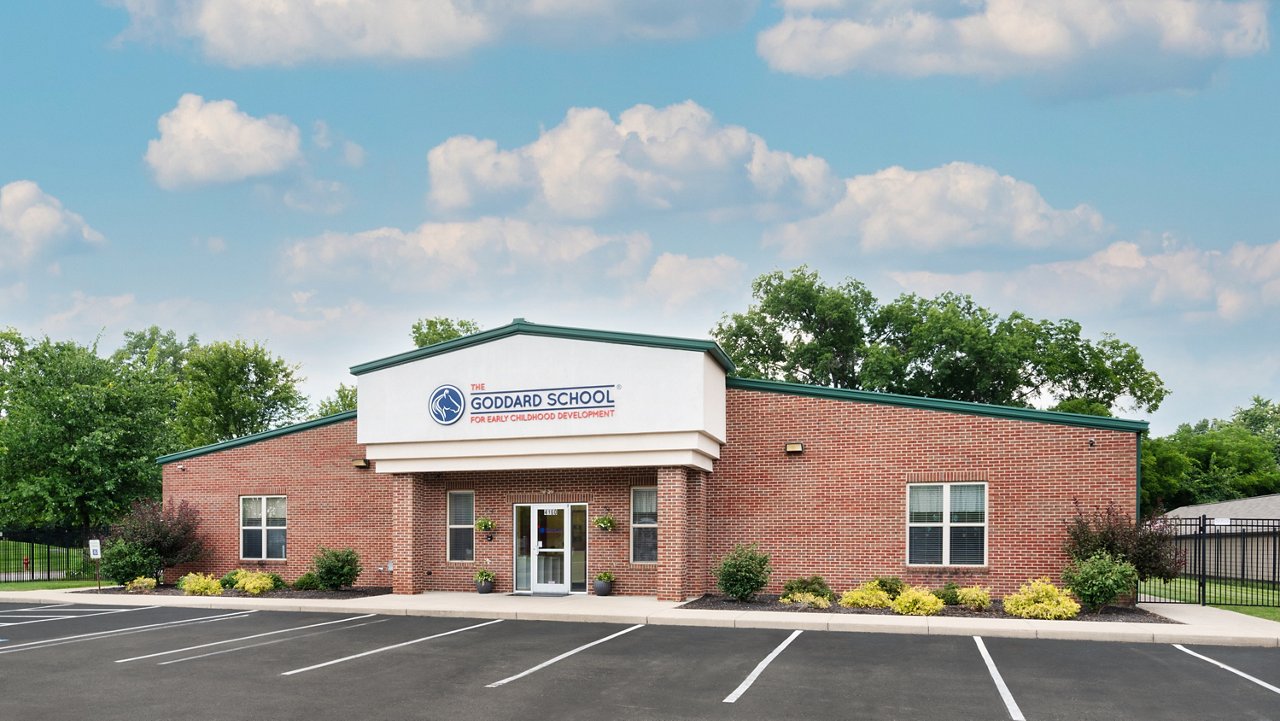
[1004,578,1080,620]
[125,576,157,593]
[292,572,322,591]
[108,499,205,573]
[957,586,992,611]
[1062,551,1139,612]
[781,575,835,602]
[873,576,905,599]
[220,569,244,588]
[313,547,362,590]
[234,570,277,596]
[891,586,945,616]
[101,541,162,585]
[1065,501,1183,581]
[714,543,771,602]
[268,572,287,590]
[779,591,831,609]
[838,581,892,608]
[474,569,496,583]
[932,581,961,605]
[593,571,615,582]
[177,572,223,596]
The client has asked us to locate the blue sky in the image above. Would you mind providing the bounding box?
[1,1,1276,435]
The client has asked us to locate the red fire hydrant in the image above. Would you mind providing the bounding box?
[23,556,30,570]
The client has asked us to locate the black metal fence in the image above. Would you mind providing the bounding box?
[1138,516,1280,607]
[0,529,95,582]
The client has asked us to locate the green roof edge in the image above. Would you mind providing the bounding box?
[725,377,1149,433]
[349,319,736,376]
[156,410,358,465]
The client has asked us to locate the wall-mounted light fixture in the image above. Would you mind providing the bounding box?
[176,464,186,471]
[1087,438,1097,448]
[352,458,370,469]
[785,442,805,454]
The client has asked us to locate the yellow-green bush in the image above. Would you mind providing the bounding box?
[178,572,224,596]
[956,585,992,611]
[839,581,892,608]
[1003,578,1080,620]
[779,591,832,609]
[890,586,945,616]
[234,570,276,596]
[125,576,157,593]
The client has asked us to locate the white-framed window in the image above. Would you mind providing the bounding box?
[907,483,986,566]
[631,487,658,563]
[240,496,286,560]
[448,491,475,562]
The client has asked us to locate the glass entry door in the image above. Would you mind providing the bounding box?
[532,504,569,594]
[514,504,587,594]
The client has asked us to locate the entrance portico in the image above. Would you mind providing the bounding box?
[358,321,730,600]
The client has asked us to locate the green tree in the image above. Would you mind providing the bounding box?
[111,326,198,377]
[314,382,358,417]
[714,267,1167,412]
[410,316,481,348]
[1231,396,1280,464]
[1140,435,1194,514]
[0,338,177,540]
[175,340,308,447]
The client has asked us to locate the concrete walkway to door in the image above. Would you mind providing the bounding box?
[1,587,1277,647]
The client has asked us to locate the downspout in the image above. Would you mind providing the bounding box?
[1135,432,1143,521]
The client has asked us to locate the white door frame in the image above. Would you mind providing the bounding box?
[530,503,571,595]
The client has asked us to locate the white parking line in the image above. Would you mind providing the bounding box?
[160,619,388,665]
[0,605,157,628]
[1173,645,1280,696]
[486,624,645,689]
[974,636,1026,721]
[0,610,255,655]
[722,629,802,704]
[116,614,377,663]
[5,603,72,612]
[281,618,505,676]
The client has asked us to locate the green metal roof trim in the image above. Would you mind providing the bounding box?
[156,410,358,464]
[726,377,1149,433]
[349,318,736,376]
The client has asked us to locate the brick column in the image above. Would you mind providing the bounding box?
[684,470,707,598]
[392,473,428,594]
[657,466,689,601]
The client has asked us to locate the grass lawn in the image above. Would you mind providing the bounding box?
[1212,605,1280,623]
[0,579,107,591]
[0,538,90,575]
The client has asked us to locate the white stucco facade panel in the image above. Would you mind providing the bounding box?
[356,334,727,450]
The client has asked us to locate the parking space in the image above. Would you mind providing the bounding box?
[0,605,1277,721]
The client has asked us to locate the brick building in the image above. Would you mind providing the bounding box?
[160,319,1145,601]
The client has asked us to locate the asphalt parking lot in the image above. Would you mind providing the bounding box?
[1,602,1277,721]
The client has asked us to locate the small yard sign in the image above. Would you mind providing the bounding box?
[88,539,101,559]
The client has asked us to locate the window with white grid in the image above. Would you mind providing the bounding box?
[907,483,986,566]
[448,491,474,562]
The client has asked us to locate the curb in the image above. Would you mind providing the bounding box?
[2,590,1277,647]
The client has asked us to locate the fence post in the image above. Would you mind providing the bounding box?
[1197,514,1207,606]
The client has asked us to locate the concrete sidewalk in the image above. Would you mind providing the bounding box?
[2,587,1276,647]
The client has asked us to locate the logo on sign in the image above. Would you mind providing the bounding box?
[429,384,465,425]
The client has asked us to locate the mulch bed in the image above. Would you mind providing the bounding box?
[679,594,1178,623]
[78,585,392,600]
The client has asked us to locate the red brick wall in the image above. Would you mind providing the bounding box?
[162,387,1137,602]
[161,419,395,588]
[708,388,1137,598]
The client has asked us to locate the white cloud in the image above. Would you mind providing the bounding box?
[889,237,1280,322]
[427,101,842,220]
[283,217,652,293]
[758,0,1268,83]
[40,291,138,334]
[145,94,302,189]
[342,141,366,168]
[115,0,756,66]
[281,177,350,215]
[0,180,105,270]
[640,253,746,310]
[767,162,1105,257]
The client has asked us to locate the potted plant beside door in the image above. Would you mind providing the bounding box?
[474,569,496,594]
[593,571,615,596]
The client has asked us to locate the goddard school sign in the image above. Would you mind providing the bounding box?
[430,382,618,426]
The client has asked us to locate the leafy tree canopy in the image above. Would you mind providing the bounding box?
[410,316,480,348]
[112,326,198,378]
[1141,416,1280,515]
[0,337,177,538]
[314,382,358,418]
[175,340,308,447]
[714,268,1167,413]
